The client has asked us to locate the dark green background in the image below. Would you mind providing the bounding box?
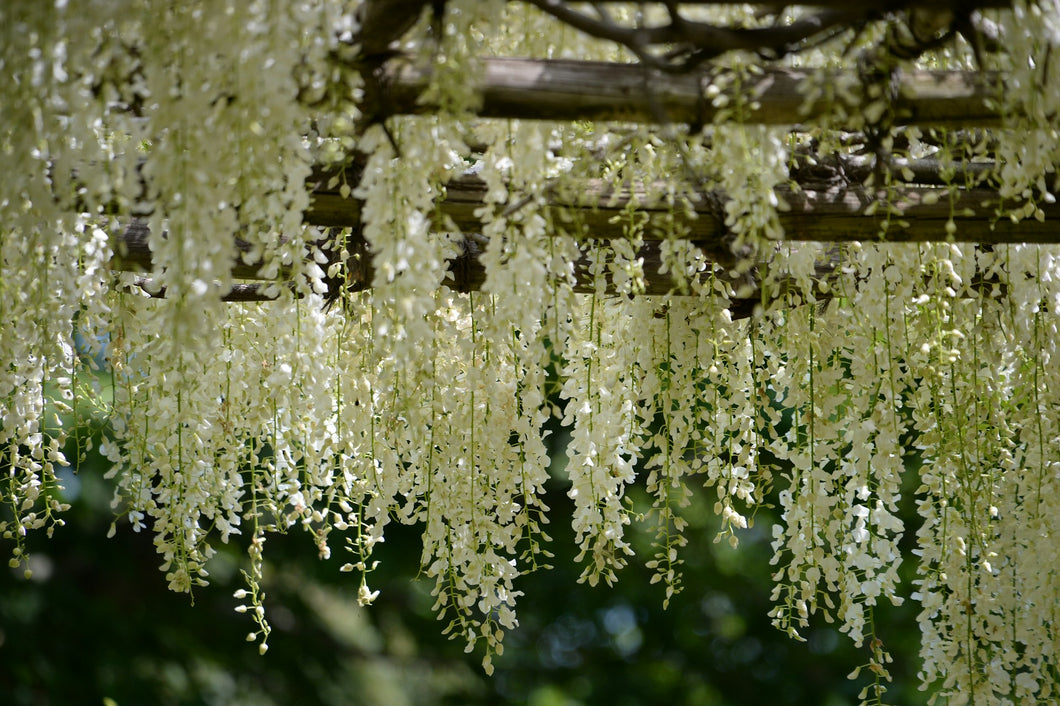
[0,427,930,706]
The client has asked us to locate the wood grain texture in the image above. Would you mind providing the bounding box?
[371,57,1002,127]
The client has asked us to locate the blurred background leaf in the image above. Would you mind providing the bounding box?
[0,409,930,706]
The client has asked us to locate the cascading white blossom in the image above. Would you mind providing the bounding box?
[3,1,1060,701]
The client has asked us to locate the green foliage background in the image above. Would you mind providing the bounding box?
[0,407,931,706]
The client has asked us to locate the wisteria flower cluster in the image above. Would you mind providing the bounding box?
[3,2,1060,702]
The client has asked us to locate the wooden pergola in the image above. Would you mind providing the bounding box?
[111,1,1053,303]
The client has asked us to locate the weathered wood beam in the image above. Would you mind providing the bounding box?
[112,160,1060,305]
[305,168,1060,244]
[373,57,1002,127]
[113,221,760,301]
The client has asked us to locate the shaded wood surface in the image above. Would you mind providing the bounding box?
[371,57,1002,127]
[112,161,1060,303]
[305,168,1060,244]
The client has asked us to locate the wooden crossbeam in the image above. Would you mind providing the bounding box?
[369,57,1002,127]
[110,161,1060,304]
[305,167,1058,244]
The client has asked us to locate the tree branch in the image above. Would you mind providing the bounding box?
[355,0,434,58]
[525,1,865,70]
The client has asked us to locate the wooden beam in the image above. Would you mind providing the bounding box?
[113,220,760,300]
[305,168,1059,244]
[371,57,1002,127]
[112,160,1060,305]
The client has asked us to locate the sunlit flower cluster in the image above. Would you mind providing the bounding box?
[3,1,1060,701]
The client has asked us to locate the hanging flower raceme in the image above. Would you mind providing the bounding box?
[5,2,1060,702]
